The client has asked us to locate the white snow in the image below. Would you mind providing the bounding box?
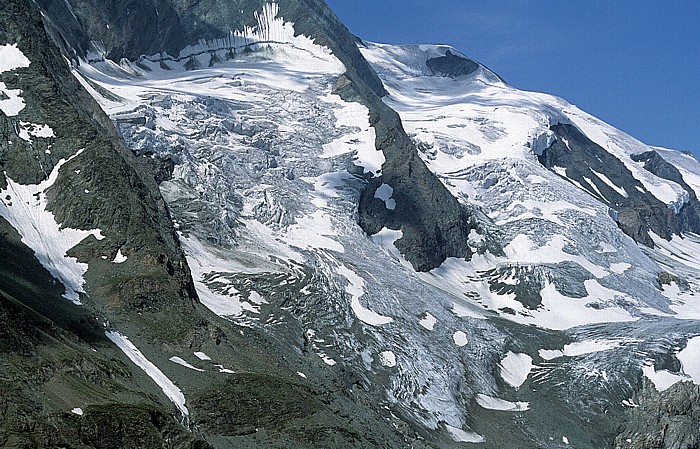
[106,331,188,417]
[0,149,104,304]
[373,183,396,210]
[418,312,437,331]
[591,169,628,198]
[0,44,31,117]
[17,122,55,143]
[336,263,392,326]
[656,147,700,199]
[503,234,608,278]
[609,262,631,274]
[677,336,700,385]
[379,350,397,367]
[70,407,83,416]
[215,364,236,374]
[445,424,485,444]
[317,352,336,366]
[169,356,204,372]
[597,242,617,253]
[539,339,626,360]
[112,248,127,263]
[452,331,468,347]
[193,351,211,361]
[0,44,30,73]
[321,94,382,176]
[499,351,532,389]
[475,394,529,412]
[642,364,686,392]
[583,176,606,201]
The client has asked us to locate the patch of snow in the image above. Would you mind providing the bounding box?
[106,331,188,417]
[0,149,104,304]
[539,339,626,360]
[0,43,31,73]
[419,312,437,330]
[597,242,617,253]
[609,262,631,274]
[317,352,336,366]
[215,364,235,374]
[0,44,31,117]
[452,331,468,347]
[321,93,382,176]
[17,122,55,143]
[336,262,392,326]
[641,363,688,392]
[193,351,211,361]
[552,166,568,177]
[504,234,608,278]
[112,248,127,263]
[374,183,396,210]
[445,424,485,444]
[591,169,628,198]
[622,398,639,408]
[379,350,397,367]
[169,356,204,372]
[499,352,532,389]
[583,176,606,201]
[677,336,700,385]
[656,147,700,199]
[248,290,268,305]
[475,394,529,412]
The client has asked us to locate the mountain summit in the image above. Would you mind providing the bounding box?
[1,1,699,447]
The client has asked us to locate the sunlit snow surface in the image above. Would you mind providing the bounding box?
[75,7,700,445]
[0,43,31,116]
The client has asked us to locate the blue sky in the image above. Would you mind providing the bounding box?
[325,1,699,157]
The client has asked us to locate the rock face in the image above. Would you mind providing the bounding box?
[615,380,700,449]
[538,123,700,246]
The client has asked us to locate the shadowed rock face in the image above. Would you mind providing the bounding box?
[426,50,479,77]
[538,124,700,246]
[631,150,700,237]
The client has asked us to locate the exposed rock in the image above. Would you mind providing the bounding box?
[615,380,700,449]
[539,124,700,246]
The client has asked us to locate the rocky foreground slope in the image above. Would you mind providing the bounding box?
[1,0,699,447]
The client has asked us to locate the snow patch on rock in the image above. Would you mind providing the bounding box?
[106,331,189,418]
[0,149,103,304]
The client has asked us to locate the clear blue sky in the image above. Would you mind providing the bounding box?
[325,1,699,157]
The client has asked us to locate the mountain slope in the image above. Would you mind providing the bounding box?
[2,1,700,448]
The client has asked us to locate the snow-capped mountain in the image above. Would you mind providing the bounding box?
[1,0,699,447]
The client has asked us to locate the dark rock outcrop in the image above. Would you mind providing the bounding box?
[426,49,479,77]
[615,380,700,449]
[538,124,700,246]
[631,150,700,236]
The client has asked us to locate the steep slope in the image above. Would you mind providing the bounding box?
[1,1,419,447]
[4,0,700,448]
